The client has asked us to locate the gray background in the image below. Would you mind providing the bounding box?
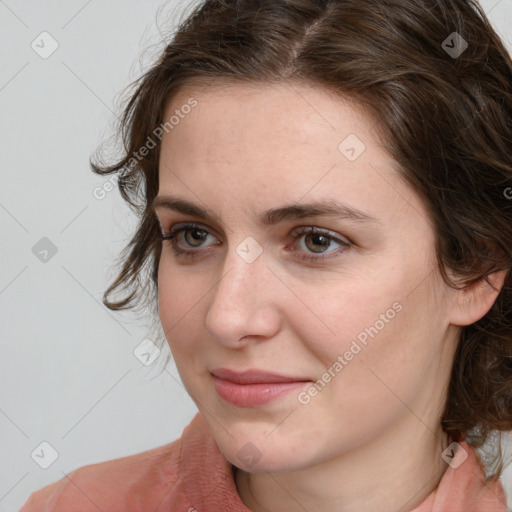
[1,1,511,510]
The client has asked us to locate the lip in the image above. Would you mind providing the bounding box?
[210,367,309,384]
[210,368,312,407]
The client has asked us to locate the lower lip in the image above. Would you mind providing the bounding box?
[212,376,310,407]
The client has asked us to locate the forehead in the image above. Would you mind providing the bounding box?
[157,81,424,227]
[160,81,378,179]
[161,80,375,161]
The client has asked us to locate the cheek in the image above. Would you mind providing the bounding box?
[307,272,446,415]
[157,267,208,397]
[157,260,200,355]
[295,263,425,360]
[289,275,401,366]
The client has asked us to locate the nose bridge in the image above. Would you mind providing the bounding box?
[205,238,278,343]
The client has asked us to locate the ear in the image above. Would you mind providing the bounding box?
[449,269,508,327]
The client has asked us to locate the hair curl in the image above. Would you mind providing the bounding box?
[90,0,512,478]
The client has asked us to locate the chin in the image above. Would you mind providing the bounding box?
[225,449,307,474]
[213,430,318,474]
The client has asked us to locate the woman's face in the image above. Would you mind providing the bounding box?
[155,81,460,473]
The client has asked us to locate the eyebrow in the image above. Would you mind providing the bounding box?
[151,195,381,226]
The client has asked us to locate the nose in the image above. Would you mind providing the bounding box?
[204,243,281,347]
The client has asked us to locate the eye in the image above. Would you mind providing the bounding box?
[287,226,351,262]
[158,222,351,262]
[159,222,219,259]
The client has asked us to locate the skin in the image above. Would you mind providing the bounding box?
[154,81,505,512]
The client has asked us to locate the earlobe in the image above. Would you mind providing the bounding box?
[450,269,508,327]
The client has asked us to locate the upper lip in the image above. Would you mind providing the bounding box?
[210,367,311,384]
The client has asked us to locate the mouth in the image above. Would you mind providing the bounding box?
[210,367,312,407]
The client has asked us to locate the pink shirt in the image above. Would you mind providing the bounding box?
[20,412,508,511]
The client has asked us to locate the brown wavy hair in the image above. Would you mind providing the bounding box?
[90,0,512,478]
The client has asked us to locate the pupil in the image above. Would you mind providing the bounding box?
[308,234,329,253]
[187,229,207,246]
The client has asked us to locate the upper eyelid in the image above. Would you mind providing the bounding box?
[164,221,350,245]
[164,221,219,238]
[156,214,234,237]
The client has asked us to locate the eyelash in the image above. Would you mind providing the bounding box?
[158,222,351,263]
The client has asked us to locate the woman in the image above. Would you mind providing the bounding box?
[21,0,512,510]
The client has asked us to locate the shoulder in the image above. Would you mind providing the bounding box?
[19,423,191,512]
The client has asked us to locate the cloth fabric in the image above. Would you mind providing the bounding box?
[20,412,508,511]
